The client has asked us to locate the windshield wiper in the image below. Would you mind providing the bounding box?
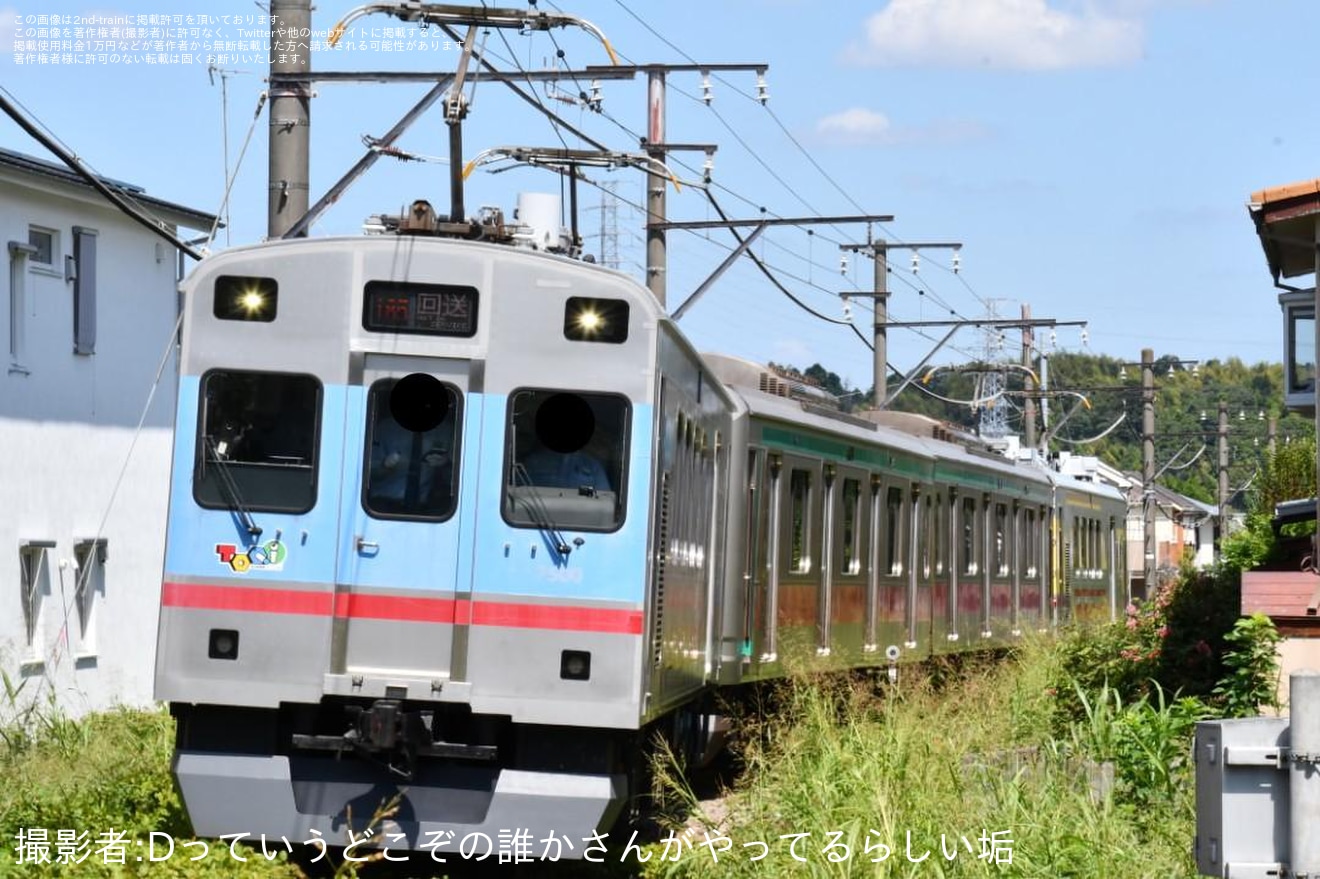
[205,437,263,540]
[511,462,570,558]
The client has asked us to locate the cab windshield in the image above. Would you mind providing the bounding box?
[503,389,629,532]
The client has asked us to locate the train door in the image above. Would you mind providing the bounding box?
[330,355,472,686]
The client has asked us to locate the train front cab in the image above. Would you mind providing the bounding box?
[155,237,677,852]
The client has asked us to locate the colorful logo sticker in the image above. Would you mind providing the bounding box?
[215,540,287,573]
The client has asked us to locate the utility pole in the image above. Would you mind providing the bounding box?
[645,69,666,306]
[1022,304,1037,449]
[839,240,961,409]
[872,242,889,408]
[267,0,311,238]
[641,63,766,308]
[1142,347,1156,596]
[1218,401,1230,541]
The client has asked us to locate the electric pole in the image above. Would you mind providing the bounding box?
[1022,304,1037,448]
[267,0,311,238]
[1142,347,1156,595]
[640,63,766,308]
[1218,401,1230,541]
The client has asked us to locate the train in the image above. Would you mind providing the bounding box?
[153,197,1127,855]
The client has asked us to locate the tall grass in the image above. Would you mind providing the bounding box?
[0,703,301,878]
[644,638,1199,878]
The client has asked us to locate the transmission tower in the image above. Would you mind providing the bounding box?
[975,299,1011,438]
[583,180,621,269]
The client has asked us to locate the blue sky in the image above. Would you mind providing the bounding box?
[4,0,1317,394]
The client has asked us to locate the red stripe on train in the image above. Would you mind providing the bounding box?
[161,582,333,616]
[161,582,642,634]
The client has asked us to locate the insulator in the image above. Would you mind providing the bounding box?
[842,295,853,323]
[756,70,768,104]
[910,252,919,274]
[1080,327,1089,346]
[701,71,712,105]
[1049,330,1057,349]
[589,79,602,110]
[952,251,961,274]
[840,253,849,275]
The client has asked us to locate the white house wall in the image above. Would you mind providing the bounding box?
[2,178,181,717]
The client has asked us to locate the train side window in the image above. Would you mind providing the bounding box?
[788,469,813,573]
[994,503,1008,577]
[960,496,978,576]
[362,375,461,520]
[934,494,947,576]
[920,495,933,578]
[885,486,904,576]
[504,389,629,532]
[1024,509,1039,579]
[838,478,861,576]
[195,370,320,513]
[214,275,278,322]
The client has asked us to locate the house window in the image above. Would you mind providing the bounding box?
[27,227,55,270]
[73,539,107,653]
[19,540,55,655]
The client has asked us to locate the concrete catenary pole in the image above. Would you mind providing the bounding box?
[1022,304,1036,449]
[268,0,311,238]
[1290,670,1320,875]
[1142,348,1156,595]
[872,243,889,409]
[1218,401,1229,541]
[645,70,666,307]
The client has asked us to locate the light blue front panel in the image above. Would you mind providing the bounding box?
[469,396,652,604]
[164,375,343,585]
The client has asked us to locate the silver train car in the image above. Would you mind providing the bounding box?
[154,216,1126,853]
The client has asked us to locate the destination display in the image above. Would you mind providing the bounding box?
[362,281,479,337]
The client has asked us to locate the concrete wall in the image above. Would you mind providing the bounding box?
[1275,638,1320,711]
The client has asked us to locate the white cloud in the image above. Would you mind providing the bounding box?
[817,108,894,144]
[844,0,1144,70]
[815,107,990,147]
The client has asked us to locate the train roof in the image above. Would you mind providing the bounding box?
[704,351,1127,504]
[190,232,666,311]
[703,352,1055,487]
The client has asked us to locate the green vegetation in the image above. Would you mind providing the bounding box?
[0,698,300,878]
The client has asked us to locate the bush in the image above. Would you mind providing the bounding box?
[1213,612,1283,717]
